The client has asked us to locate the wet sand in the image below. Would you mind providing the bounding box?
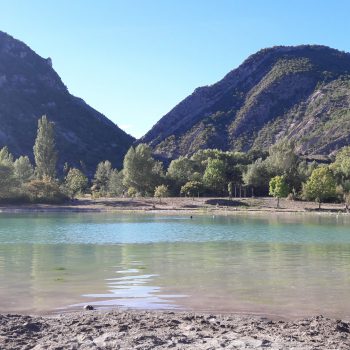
[1,310,350,349]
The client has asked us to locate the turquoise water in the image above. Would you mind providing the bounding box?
[1,212,350,318]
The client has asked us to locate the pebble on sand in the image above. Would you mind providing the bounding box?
[83,305,94,311]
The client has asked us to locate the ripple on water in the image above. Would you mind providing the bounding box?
[1,212,350,317]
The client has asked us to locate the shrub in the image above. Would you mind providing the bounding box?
[127,187,138,198]
[25,177,67,203]
[154,185,169,203]
[180,181,203,198]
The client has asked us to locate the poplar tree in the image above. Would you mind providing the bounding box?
[0,147,18,198]
[93,160,112,195]
[108,169,125,196]
[33,115,58,179]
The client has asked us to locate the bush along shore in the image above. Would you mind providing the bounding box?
[1,310,350,349]
[2,114,350,210]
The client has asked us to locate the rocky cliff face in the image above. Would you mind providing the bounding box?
[140,45,350,160]
[0,31,134,175]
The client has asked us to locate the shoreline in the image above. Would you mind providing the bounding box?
[0,196,348,215]
[1,309,349,349]
[2,198,350,349]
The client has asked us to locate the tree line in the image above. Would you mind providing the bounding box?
[1,115,350,208]
[0,115,87,203]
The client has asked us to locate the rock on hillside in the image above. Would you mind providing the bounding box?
[140,45,350,160]
[0,31,134,175]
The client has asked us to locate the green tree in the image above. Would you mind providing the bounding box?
[190,149,248,181]
[338,180,350,211]
[228,182,233,199]
[0,163,17,199]
[93,160,112,195]
[329,146,350,207]
[265,139,300,190]
[127,187,138,198]
[0,146,14,165]
[108,169,125,197]
[180,181,203,198]
[25,176,66,203]
[298,160,318,183]
[123,144,163,195]
[269,175,289,208]
[266,140,298,174]
[167,156,196,188]
[203,158,227,194]
[33,115,58,179]
[14,156,34,184]
[0,146,17,199]
[344,191,350,212]
[65,168,88,198]
[152,160,165,187]
[154,185,169,203]
[243,158,270,194]
[330,146,350,181]
[302,167,337,209]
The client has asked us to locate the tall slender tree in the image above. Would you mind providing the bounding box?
[33,115,58,179]
[93,160,112,195]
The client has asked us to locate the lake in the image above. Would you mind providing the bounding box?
[1,212,350,318]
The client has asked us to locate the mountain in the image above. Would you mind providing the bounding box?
[0,31,134,175]
[141,45,350,160]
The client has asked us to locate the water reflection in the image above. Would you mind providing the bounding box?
[0,212,350,317]
[1,212,350,245]
[73,268,186,310]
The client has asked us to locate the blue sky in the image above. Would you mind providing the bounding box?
[0,0,349,138]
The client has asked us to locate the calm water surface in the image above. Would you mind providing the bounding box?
[1,212,350,318]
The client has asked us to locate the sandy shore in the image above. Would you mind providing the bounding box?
[1,310,350,349]
[0,196,347,214]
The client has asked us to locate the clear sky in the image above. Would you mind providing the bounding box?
[0,0,349,138]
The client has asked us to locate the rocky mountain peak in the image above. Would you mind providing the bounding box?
[0,31,134,175]
[141,45,350,160]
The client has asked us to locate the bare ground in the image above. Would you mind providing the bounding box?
[0,196,347,214]
[1,310,350,349]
